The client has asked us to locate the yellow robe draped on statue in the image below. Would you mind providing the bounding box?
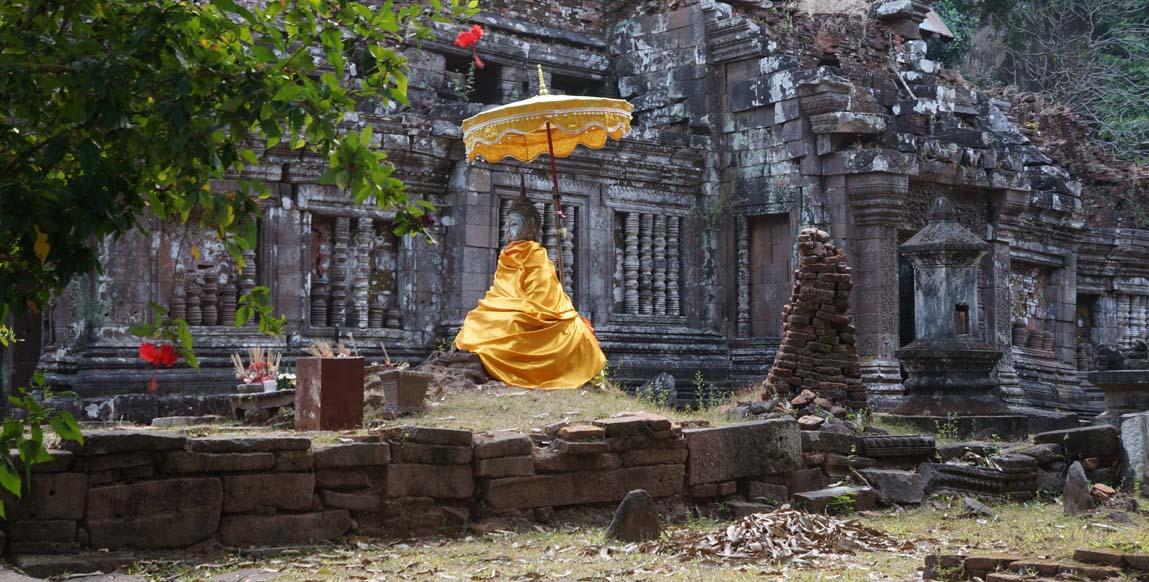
[454,240,606,389]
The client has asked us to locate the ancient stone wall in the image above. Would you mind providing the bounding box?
[1,417,800,570]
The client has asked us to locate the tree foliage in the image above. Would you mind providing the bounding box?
[0,0,476,337]
[1,372,83,518]
[961,0,1149,161]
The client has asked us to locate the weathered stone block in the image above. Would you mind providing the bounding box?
[858,469,925,504]
[86,478,222,549]
[188,435,312,453]
[793,485,876,512]
[320,489,381,513]
[787,468,826,493]
[684,419,801,485]
[391,426,473,447]
[800,430,857,454]
[74,451,159,473]
[273,450,314,472]
[534,449,622,473]
[316,468,375,490]
[558,425,606,441]
[221,473,314,513]
[593,414,672,437]
[475,456,535,478]
[313,443,390,468]
[11,449,73,473]
[620,448,688,467]
[5,520,75,542]
[162,452,275,474]
[3,473,87,520]
[391,442,472,465]
[384,464,473,499]
[742,481,789,502]
[482,465,684,509]
[62,431,185,456]
[474,433,534,459]
[555,440,610,455]
[219,510,350,546]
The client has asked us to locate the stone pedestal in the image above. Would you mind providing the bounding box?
[893,343,1006,416]
[295,357,365,431]
[1087,370,1149,424]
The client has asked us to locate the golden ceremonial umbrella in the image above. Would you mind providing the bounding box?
[461,65,633,286]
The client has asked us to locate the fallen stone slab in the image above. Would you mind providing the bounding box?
[151,415,226,428]
[1033,426,1120,460]
[792,485,876,512]
[726,500,775,517]
[799,430,857,455]
[858,469,924,504]
[1073,548,1127,568]
[593,413,672,437]
[1063,461,1093,516]
[61,430,185,456]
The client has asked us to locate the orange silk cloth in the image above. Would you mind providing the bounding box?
[454,240,606,389]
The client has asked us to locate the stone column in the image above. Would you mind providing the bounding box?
[353,217,373,329]
[329,216,350,328]
[1118,294,1132,348]
[639,213,653,315]
[847,173,908,408]
[653,214,666,315]
[987,188,1028,404]
[667,216,681,316]
[736,215,751,337]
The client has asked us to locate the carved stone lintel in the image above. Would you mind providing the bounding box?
[639,213,653,315]
[624,212,639,314]
[667,216,680,316]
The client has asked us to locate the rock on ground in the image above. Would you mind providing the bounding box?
[605,489,661,542]
[1064,461,1093,516]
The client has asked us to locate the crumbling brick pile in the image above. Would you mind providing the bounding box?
[763,228,865,413]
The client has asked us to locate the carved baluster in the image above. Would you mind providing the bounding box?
[624,212,639,314]
[240,248,256,298]
[186,278,203,326]
[653,214,666,315]
[329,216,350,327]
[499,197,512,247]
[613,214,625,312]
[667,215,680,316]
[170,268,187,321]
[562,207,575,298]
[1118,295,1132,348]
[1135,296,1147,345]
[737,216,751,337]
[543,202,557,270]
[639,213,653,315]
[354,217,373,328]
[219,281,237,326]
[201,273,219,326]
[310,278,329,327]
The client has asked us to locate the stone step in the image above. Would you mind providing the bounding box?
[1006,559,1122,580]
[1074,548,1149,572]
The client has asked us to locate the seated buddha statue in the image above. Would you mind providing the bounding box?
[454,194,606,389]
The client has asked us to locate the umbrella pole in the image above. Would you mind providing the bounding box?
[544,120,565,289]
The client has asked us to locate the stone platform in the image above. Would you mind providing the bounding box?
[1086,370,1149,425]
[881,414,1029,441]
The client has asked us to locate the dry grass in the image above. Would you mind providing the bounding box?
[127,500,1148,581]
[366,384,741,434]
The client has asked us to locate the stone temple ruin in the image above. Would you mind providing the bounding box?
[1,0,1148,426]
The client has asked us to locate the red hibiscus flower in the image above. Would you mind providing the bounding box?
[454,24,485,69]
[139,341,180,394]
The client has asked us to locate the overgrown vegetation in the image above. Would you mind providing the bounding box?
[0,0,477,348]
[934,0,1149,161]
[1,372,83,517]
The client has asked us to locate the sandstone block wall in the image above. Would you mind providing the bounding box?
[1,417,800,557]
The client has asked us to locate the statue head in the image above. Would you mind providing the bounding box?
[505,194,541,243]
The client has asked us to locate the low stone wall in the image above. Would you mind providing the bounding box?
[1,416,800,557]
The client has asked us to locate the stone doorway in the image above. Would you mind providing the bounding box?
[748,214,790,338]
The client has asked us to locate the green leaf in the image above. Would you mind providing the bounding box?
[235,305,253,327]
[128,324,158,337]
[49,412,83,444]
[0,457,21,497]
